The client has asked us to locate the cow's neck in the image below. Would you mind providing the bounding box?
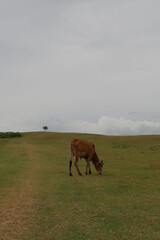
[92,152,100,166]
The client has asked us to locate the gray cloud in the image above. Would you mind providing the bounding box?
[0,0,160,134]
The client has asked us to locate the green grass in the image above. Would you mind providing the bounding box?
[0,132,160,240]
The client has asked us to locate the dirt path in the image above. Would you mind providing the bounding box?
[0,142,40,240]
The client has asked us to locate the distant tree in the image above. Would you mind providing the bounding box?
[43,126,48,131]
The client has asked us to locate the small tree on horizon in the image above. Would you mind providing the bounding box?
[43,126,48,131]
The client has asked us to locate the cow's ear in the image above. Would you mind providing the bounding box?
[101,160,104,165]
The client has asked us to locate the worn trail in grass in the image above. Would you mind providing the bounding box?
[0,133,160,240]
[0,140,41,240]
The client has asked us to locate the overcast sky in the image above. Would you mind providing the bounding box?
[0,0,160,135]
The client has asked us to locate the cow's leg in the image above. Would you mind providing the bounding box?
[74,155,82,176]
[89,163,92,174]
[69,143,73,176]
[69,158,73,176]
[85,157,91,175]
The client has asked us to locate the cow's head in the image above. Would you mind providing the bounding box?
[96,160,104,175]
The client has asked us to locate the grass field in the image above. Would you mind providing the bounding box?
[0,132,160,240]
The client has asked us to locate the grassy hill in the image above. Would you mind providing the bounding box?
[0,132,160,240]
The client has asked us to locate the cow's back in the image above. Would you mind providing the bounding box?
[71,139,95,157]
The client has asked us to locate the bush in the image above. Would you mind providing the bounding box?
[0,132,22,138]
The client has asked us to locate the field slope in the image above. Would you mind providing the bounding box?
[0,132,160,240]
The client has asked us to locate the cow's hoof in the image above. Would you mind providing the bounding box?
[69,173,73,176]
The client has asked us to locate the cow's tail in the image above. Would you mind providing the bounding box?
[69,142,74,176]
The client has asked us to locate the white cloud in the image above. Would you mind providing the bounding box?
[63,116,160,135]
[1,114,160,136]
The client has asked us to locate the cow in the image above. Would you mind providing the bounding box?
[69,139,104,176]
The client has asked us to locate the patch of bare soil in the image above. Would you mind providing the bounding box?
[0,143,39,240]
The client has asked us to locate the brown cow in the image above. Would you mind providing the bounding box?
[69,139,104,176]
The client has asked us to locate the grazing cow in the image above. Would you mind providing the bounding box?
[69,139,104,176]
